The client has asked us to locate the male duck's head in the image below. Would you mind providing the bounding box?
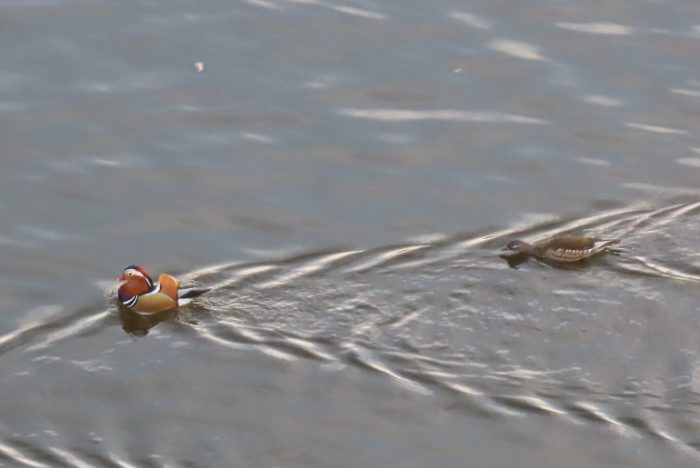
[118,265,154,301]
[119,265,153,285]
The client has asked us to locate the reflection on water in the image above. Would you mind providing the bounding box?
[339,107,547,124]
[556,22,633,36]
[2,0,700,466]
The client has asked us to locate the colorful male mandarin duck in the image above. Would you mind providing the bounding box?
[117,265,209,314]
[503,237,620,263]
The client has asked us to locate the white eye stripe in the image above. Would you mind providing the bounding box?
[123,268,153,289]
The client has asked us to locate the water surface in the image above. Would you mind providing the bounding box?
[2,0,700,466]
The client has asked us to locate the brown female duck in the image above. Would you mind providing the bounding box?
[503,237,620,263]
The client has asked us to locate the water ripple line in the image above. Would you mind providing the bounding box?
[258,249,364,289]
[0,441,47,468]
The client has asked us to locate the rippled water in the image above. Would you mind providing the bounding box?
[3,0,700,466]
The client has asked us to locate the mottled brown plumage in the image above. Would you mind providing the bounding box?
[504,237,620,263]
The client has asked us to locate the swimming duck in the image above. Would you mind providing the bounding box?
[117,265,209,314]
[503,237,620,263]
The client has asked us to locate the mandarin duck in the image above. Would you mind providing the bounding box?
[117,265,209,314]
[503,237,620,263]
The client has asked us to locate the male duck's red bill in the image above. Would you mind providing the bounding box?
[117,265,209,314]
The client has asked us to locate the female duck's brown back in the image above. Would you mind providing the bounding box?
[533,237,620,263]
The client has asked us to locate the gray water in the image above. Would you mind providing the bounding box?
[2,0,700,466]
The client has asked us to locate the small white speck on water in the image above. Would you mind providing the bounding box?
[195,62,204,72]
